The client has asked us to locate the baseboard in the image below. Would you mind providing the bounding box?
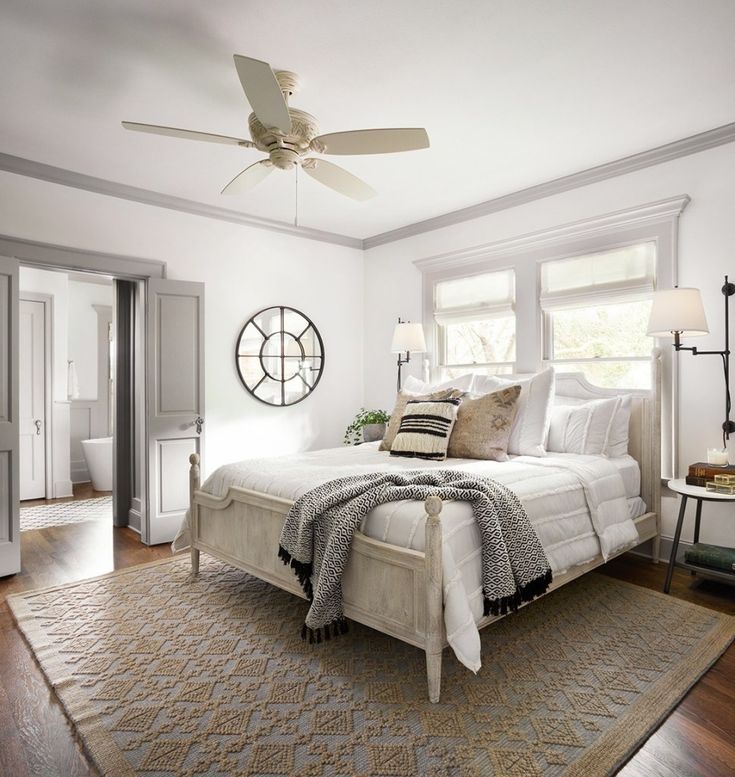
[53,480,74,499]
[71,459,91,483]
[628,535,688,564]
[127,508,142,533]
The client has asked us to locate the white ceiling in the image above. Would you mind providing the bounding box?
[1,0,734,240]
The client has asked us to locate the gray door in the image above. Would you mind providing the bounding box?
[0,256,20,575]
[144,279,204,545]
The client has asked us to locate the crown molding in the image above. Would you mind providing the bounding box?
[0,153,363,250]
[2,121,733,254]
[414,195,690,273]
[365,122,735,250]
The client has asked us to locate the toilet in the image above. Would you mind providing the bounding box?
[80,437,113,491]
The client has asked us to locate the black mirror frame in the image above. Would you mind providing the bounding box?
[235,305,325,407]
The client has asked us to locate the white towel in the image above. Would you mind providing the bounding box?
[67,360,80,399]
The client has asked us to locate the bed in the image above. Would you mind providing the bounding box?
[183,360,661,702]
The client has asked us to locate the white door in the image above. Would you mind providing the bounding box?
[19,298,46,500]
[0,256,20,575]
[144,279,204,545]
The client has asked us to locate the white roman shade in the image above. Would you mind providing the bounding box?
[434,269,515,325]
[540,242,656,310]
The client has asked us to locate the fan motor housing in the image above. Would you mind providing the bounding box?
[249,108,319,168]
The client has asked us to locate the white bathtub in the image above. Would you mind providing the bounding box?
[81,436,113,492]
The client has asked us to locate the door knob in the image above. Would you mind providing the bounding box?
[34,419,42,435]
[194,416,204,435]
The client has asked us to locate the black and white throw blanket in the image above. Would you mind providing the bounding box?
[278,470,552,642]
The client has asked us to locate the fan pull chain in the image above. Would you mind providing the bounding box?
[294,165,299,228]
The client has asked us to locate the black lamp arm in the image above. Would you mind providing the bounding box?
[672,275,735,444]
[396,351,411,392]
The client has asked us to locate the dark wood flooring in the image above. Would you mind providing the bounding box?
[0,524,732,776]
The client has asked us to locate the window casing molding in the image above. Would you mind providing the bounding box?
[416,195,690,479]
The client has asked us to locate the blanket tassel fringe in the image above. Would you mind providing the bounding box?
[278,545,314,601]
[483,568,553,617]
[301,618,349,644]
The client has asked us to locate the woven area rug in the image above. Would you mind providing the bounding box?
[20,496,112,531]
[8,556,735,777]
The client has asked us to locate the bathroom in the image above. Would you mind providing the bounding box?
[19,266,114,528]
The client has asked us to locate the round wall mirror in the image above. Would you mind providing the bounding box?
[235,306,325,406]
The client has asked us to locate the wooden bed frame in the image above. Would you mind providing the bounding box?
[187,355,662,703]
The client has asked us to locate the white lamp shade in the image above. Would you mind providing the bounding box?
[646,287,709,338]
[391,322,426,353]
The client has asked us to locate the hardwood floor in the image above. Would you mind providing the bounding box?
[0,520,169,777]
[0,527,732,776]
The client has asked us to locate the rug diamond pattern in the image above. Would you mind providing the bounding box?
[7,555,735,776]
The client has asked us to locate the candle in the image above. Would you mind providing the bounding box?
[707,448,729,466]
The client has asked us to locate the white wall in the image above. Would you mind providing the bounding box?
[68,278,113,400]
[364,142,735,548]
[0,172,364,477]
[18,266,73,497]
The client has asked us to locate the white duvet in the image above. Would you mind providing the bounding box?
[174,443,644,672]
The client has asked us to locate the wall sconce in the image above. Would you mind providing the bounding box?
[647,276,735,447]
[391,318,426,392]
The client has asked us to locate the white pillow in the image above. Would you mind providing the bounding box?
[472,368,555,457]
[605,395,632,457]
[550,393,632,457]
[547,396,621,455]
[403,373,474,394]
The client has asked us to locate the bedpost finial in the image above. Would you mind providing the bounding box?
[425,495,443,517]
[189,453,200,466]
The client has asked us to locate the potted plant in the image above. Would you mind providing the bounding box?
[344,408,390,445]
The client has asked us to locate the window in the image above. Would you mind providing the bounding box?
[541,242,656,389]
[434,269,515,378]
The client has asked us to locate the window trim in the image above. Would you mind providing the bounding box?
[416,195,690,479]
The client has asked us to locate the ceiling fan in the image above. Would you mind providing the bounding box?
[122,55,430,202]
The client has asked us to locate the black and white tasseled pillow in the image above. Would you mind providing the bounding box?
[389,398,461,461]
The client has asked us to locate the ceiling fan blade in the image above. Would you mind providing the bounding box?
[302,159,376,201]
[221,160,273,194]
[233,55,291,134]
[312,128,429,155]
[122,121,254,147]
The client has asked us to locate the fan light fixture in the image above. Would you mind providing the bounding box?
[391,319,426,392]
[647,276,735,445]
[122,55,430,203]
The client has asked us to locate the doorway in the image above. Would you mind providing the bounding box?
[18,268,116,532]
[0,236,204,578]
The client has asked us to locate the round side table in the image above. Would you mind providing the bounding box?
[665,478,735,593]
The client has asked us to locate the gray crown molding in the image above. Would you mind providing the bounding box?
[413,195,690,272]
[365,122,735,249]
[0,234,167,279]
[0,153,362,250]
[2,121,732,253]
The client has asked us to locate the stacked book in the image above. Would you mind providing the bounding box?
[686,462,735,489]
[684,543,735,574]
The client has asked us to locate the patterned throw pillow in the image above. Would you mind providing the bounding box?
[389,399,461,461]
[448,385,521,460]
[379,388,462,451]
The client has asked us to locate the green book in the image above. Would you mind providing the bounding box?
[684,543,735,573]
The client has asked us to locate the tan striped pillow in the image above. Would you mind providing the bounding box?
[389,399,461,461]
[379,388,462,451]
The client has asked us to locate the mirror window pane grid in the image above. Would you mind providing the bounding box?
[236,306,324,406]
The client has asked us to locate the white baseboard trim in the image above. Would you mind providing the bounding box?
[71,459,91,484]
[53,480,74,498]
[628,535,688,565]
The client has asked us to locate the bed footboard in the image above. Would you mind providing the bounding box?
[187,454,447,701]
